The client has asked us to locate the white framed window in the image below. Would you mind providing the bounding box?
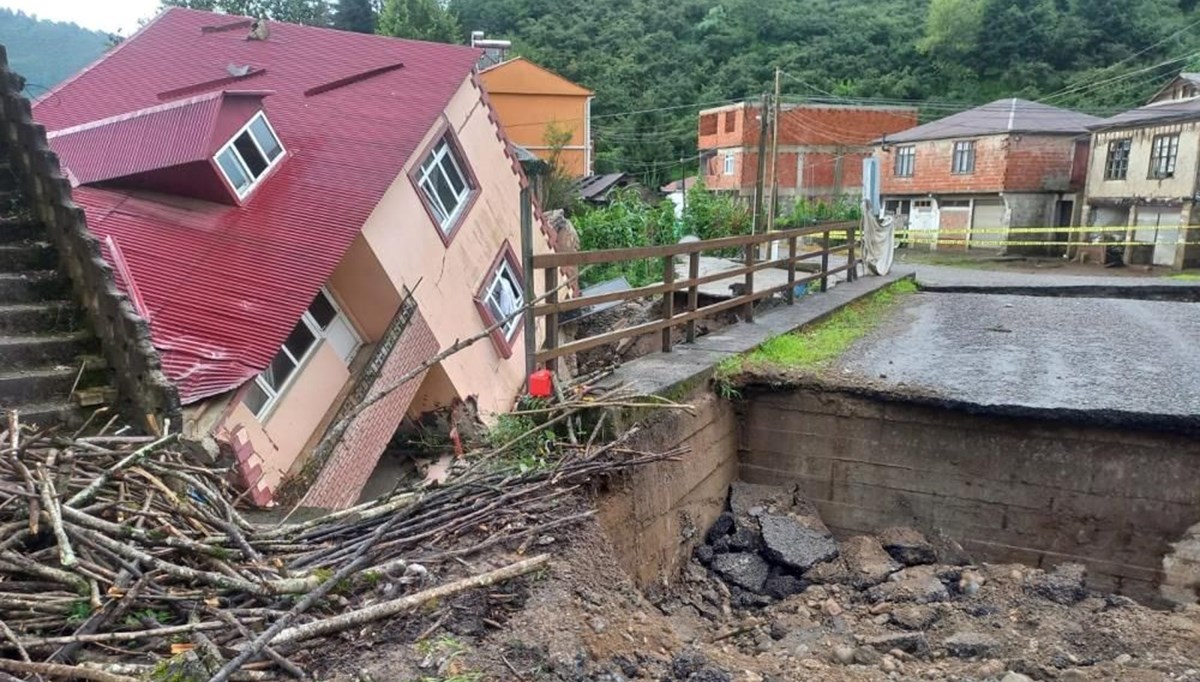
[214,111,285,199]
[951,140,975,174]
[894,145,915,177]
[416,136,473,234]
[723,152,735,176]
[243,288,361,420]
[1150,133,1180,179]
[480,254,524,342]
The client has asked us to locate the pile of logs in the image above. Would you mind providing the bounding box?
[0,406,682,681]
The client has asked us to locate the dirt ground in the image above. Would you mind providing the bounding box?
[303,500,1200,682]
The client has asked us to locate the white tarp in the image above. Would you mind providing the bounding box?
[861,206,895,276]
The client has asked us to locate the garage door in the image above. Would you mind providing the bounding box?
[970,200,1006,249]
[1136,209,1181,266]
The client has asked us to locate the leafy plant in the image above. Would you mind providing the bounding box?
[67,600,92,625]
[776,198,862,229]
[487,407,557,474]
[572,188,678,287]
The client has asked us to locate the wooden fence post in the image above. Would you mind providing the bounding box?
[820,229,830,292]
[661,255,675,352]
[520,186,536,378]
[786,236,797,305]
[686,251,700,343]
[742,240,754,322]
[848,223,857,282]
[543,266,559,373]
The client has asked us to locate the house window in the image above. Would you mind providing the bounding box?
[894,145,915,177]
[479,251,524,342]
[214,111,284,199]
[416,135,474,236]
[951,140,975,174]
[242,288,360,420]
[724,152,735,176]
[1104,138,1131,180]
[699,113,718,136]
[724,112,736,133]
[1149,133,1180,179]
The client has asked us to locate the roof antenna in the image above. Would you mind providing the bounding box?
[247,18,269,41]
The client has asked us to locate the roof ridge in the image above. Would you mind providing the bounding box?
[47,90,270,139]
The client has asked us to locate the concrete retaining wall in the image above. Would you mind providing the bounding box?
[739,387,1200,603]
[597,388,739,591]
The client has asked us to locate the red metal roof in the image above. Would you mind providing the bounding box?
[32,8,482,404]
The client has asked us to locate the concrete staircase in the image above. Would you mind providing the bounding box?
[0,172,111,425]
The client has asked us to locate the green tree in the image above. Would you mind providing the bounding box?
[334,0,377,32]
[161,0,331,25]
[377,0,461,42]
[917,0,984,59]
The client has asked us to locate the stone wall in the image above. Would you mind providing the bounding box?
[0,49,180,428]
[739,387,1200,604]
[596,388,740,591]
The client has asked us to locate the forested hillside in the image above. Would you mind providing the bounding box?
[449,0,1200,181]
[0,9,109,92]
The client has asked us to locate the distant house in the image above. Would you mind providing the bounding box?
[577,172,646,206]
[33,8,555,509]
[697,101,917,206]
[478,56,594,177]
[1081,77,1200,268]
[661,176,698,218]
[876,99,1098,253]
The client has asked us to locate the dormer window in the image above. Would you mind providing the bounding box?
[215,111,284,198]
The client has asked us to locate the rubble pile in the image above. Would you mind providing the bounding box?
[0,410,676,681]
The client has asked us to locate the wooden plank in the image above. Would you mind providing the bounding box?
[742,242,755,322]
[530,222,853,268]
[786,236,797,305]
[820,229,830,293]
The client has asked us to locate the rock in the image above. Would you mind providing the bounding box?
[706,512,735,543]
[958,570,984,596]
[691,667,733,682]
[711,553,771,593]
[763,573,806,600]
[588,616,608,634]
[805,558,850,585]
[841,536,902,588]
[728,526,762,552]
[930,529,973,565]
[880,527,937,566]
[1001,674,1033,682]
[881,656,898,673]
[1105,594,1137,610]
[760,515,839,571]
[888,649,913,662]
[854,646,883,665]
[1029,563,1087,605]
[1114,653,1132,665]
[868,567,949,604]
[942,632,1000,658]
[768,621,789,641]
[976,659,1006,678]
[671,649,707,678]
[891,605,940,631]
[821,598,843,617]
[695,545,715,565]
[862,632,930,658]
[711,536,732,554]
[831,645,855,665]
[873,614,891,625]
[730,587,773,608]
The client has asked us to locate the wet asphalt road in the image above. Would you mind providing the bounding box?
[836,292,1200,416]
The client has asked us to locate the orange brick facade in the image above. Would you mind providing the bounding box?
[698,102,917,201]
[879,134,1088,196]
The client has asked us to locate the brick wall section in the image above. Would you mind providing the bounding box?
[699,103,916,197]
[880,134,1086,196]
[739,388,1200,603]
[301,308,439,509]
[0,48,180,427]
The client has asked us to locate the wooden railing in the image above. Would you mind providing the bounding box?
[528,221,858,372]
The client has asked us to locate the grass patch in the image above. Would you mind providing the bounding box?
[715,279,918,383]
[1168,271,1200,280]
[897,250,1009,269]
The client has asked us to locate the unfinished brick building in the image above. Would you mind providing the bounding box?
[697,101,917,207]
[875,99,1098,253]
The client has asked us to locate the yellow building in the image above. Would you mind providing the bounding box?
[479,57,594,177]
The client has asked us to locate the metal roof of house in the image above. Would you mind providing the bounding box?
[1090,97,1200,131]
[884,98,1100,143]
[577,173,629,201]
[33,7,482,404]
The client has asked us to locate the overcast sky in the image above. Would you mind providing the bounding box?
[0,0,160,36]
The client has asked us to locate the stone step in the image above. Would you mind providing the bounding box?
[0,242,56,273]
[0,332,99,370]
[0,271,72,303]
[5,400,78,428]
[0,220,43,244]
[0,360,108,406]
[0,301,85,335]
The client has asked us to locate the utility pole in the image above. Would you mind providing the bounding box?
[767,67,782,234]
[680,155,687,220]
[752,92,770,235]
